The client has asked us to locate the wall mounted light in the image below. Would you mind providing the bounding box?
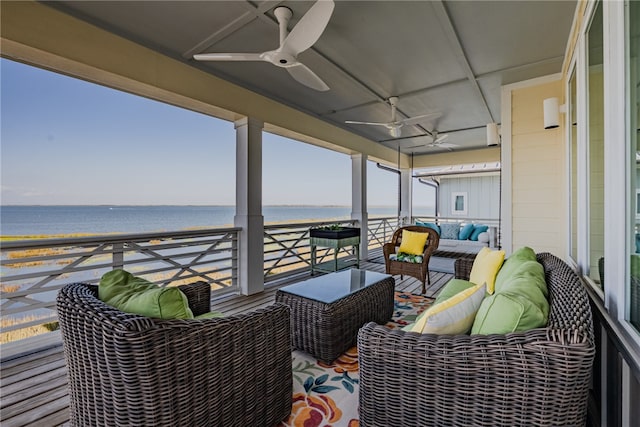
[543,97,566,129]
[487,122,500,146]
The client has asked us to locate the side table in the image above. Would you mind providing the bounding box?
[310,235,360,275]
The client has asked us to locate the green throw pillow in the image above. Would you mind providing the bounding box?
[99,269,194,319]
[493,246,538,293]
[471,276,549,334]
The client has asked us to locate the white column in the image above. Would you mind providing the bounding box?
[400,168,413,225]
[351,153,368,260]
[234,117,264,295]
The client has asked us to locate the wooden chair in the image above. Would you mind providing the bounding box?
[383,225,439,293]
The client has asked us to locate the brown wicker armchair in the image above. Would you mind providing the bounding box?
[358,252,595,427]
[57,281,292,427]
[383,225,440,293]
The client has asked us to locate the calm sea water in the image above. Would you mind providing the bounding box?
[0,205,412,236]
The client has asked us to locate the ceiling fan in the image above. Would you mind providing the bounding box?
[345,97,440,138]
[193,0,334,91]
[424,130,457,149]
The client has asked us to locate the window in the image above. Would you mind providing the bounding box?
[451,192,467,216]
[569,68,578,262]
[587,1,604,290]
[627,0,640,332]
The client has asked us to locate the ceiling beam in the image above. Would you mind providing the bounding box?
[431,1,494,123]
[182,0,284,59]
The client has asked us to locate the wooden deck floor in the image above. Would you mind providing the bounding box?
[0,254,453,427]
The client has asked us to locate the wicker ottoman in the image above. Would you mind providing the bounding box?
[276,268,395,363]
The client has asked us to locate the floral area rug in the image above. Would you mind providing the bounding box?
[279,291,434,427]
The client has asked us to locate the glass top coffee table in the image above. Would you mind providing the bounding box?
[275,268,395,363]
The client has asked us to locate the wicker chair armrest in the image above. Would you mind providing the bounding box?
[358,322,595,426]
[383,242,396,259]
[177,281,211,316]
[454,258,474,280]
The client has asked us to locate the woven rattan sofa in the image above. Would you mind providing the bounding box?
[358,252,595,426]
[57,281,292,427]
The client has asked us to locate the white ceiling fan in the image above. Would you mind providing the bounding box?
[424,130,457,149]
[345,97,441,138]
[193,1,334,91]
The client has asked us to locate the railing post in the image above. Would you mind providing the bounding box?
[113,243,124,270]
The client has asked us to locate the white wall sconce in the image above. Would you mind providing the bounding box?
[487,122,500,146]
[543,97,567,129]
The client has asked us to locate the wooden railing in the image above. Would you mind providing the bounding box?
[0,228,240,333]
[1,217,403,335]
[263,219,358,282]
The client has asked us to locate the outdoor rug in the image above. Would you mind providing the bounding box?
[278,291,434,427]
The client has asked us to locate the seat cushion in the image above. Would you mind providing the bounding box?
[409,283,486,334]
[434,278,476,305]
[398,230,428,255]
[390,252,423,263]
[99,269,194,319]
[469,247,505,294]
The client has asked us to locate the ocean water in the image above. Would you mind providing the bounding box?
[0,205,411,236]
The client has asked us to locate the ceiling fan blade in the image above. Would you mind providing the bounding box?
[345,120,390,126]
[282,0,335,55]
[399,112,442,126]
[438,142,457,148]
[193,53,264,61]
[434,133,449,143]
[286,63,330,91]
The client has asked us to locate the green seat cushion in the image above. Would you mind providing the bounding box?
[99,269,194,319]
[494,246,538,293]
[434,279,476,305]
[195,311,224,319]
[390,252,424,263]
[471,276,549,334]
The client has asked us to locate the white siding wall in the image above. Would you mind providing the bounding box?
[439,175,500,219]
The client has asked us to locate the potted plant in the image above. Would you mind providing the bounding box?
[310,223,360,239]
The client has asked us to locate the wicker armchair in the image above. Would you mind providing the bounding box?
[57,282,292,427]
[358,252,595,427]
[383,225,440,293]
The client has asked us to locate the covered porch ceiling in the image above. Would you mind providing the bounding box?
[2,0,576,163]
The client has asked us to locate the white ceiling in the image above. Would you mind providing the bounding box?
[49,0,577,155]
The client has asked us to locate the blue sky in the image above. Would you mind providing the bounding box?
[1,58,432,207]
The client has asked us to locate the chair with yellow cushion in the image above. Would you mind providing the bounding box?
[383,225,440,293]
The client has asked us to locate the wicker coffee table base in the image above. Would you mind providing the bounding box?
[276,274,395,363]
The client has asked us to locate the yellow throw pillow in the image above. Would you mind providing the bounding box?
[469,247,505,295]
[410,283,486,334]
[398,230,428,256]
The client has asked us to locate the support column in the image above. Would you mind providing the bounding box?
[351,153,368,261]
[400,168,413,225]
[234,117,264,295]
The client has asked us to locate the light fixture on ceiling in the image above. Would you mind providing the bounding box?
[543,97,567,129]
[487,123,500,146]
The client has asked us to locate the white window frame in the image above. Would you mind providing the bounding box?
[451,192,468,216]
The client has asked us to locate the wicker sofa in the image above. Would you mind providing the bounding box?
[57,281,292,427]
[358,252,595,427]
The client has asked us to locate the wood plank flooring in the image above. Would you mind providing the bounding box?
[0,253,453,427]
